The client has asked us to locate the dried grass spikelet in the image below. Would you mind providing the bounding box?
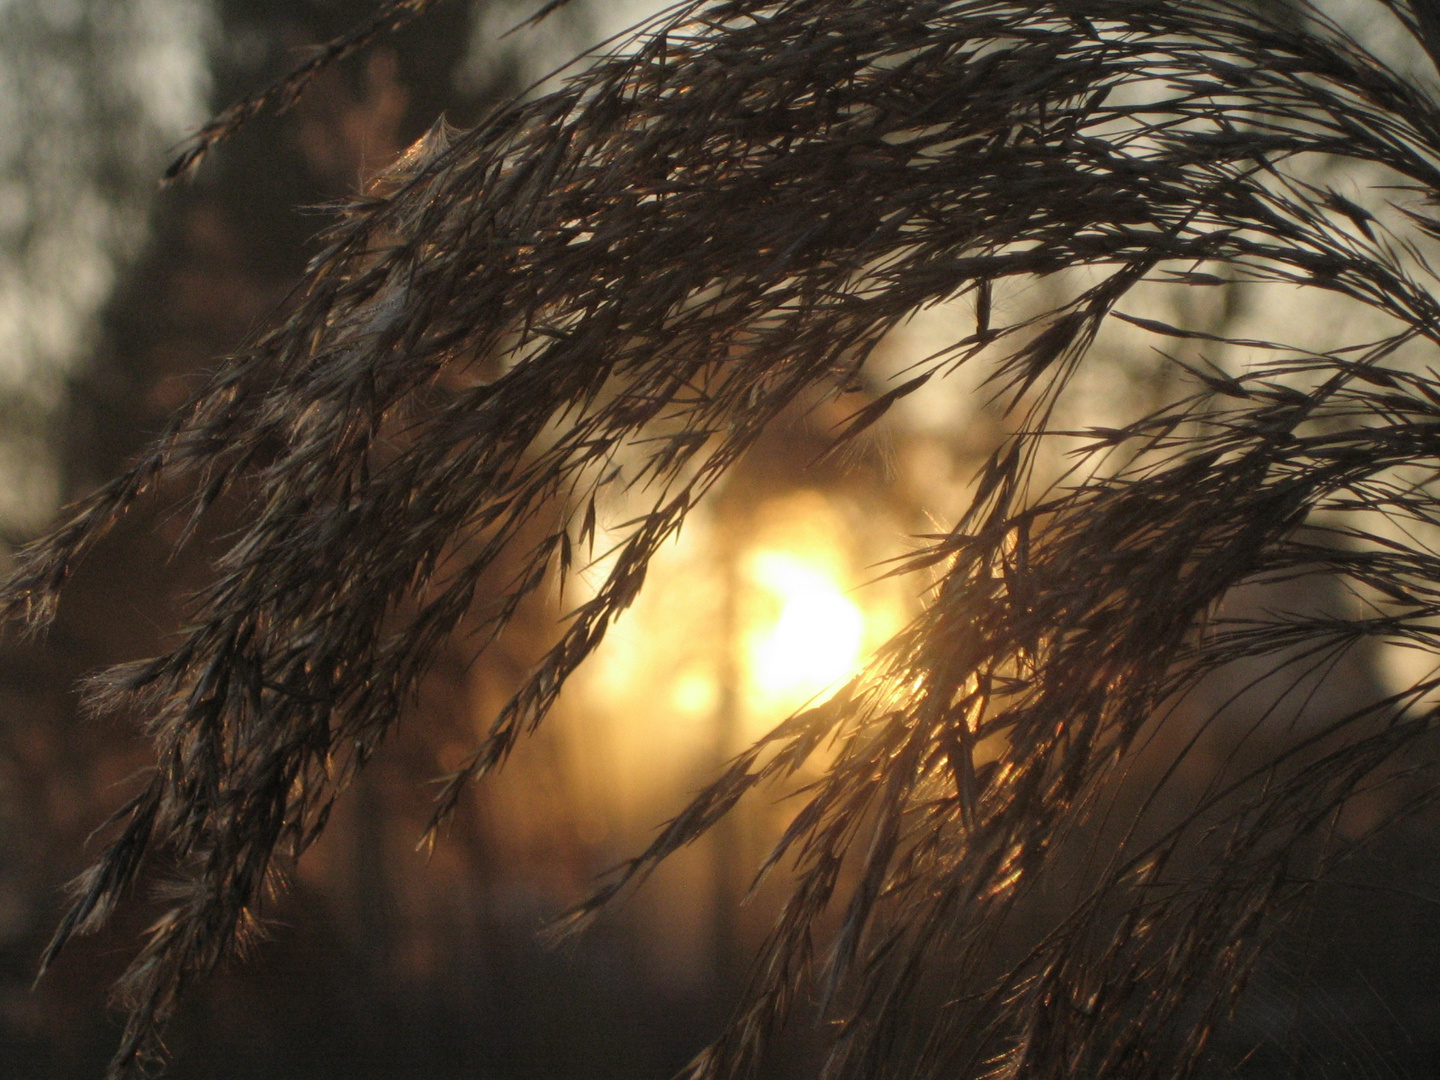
[12,0,1440,1076]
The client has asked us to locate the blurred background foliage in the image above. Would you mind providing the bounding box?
[0,1,1438,1078]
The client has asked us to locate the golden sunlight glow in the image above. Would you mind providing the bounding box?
[572,489,911,824]
[745,549,866,714]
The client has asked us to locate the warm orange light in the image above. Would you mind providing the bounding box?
[744,549,866,715]
[571,490,909,818]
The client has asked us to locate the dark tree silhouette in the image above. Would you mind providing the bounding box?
[10,1,1440,1077]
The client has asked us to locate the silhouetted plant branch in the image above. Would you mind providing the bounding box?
[165,0,475,180]
[10,0,1440,1076]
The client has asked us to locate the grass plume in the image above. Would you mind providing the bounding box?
[11,0,1440,1075]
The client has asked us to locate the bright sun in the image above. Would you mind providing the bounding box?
[745,549,866,713]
